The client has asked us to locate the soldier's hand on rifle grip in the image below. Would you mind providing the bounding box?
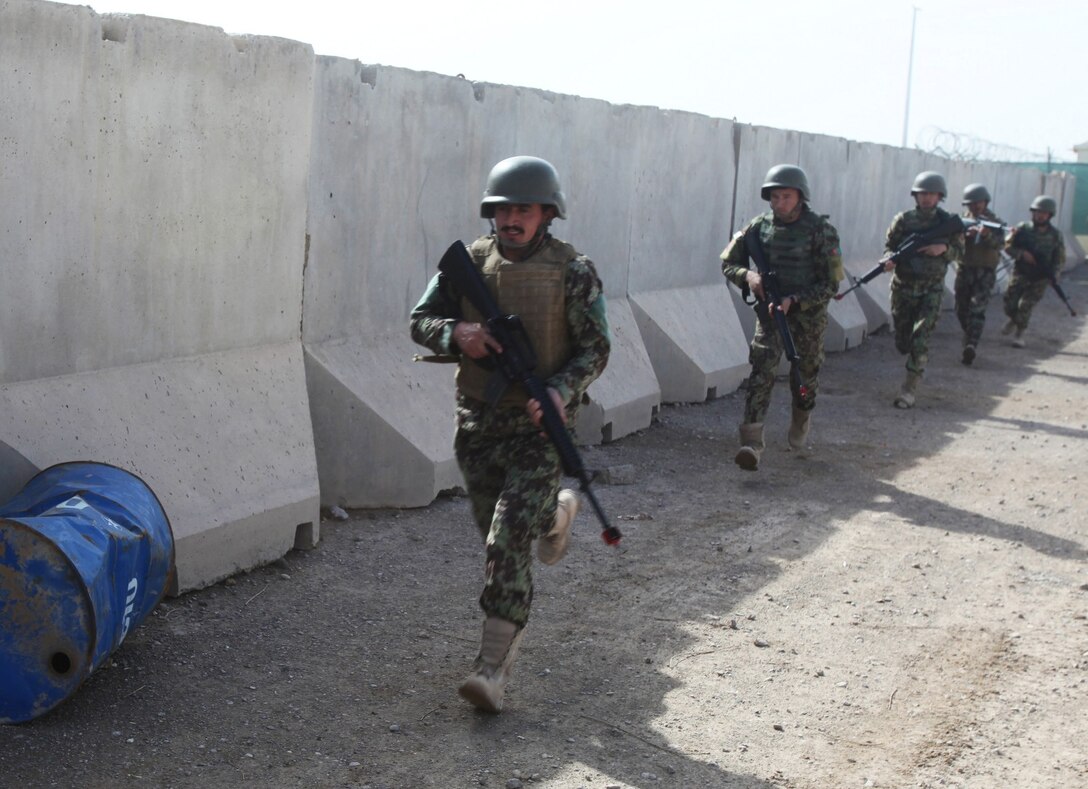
[745,269,766,301]
[882,258,896,272]
[1020,250,1037,266]
[452,321,503,359]
[527,387,567,430]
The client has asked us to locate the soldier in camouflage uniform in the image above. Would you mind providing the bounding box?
[409,156,610,713]
[954,183,1006,365]
[1002,195,1066,348]
[883,171,965,408]
[721,164,843,470]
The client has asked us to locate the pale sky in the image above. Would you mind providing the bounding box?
[87,0,1087,162]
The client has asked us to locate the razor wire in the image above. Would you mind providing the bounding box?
[916,126,1069,164]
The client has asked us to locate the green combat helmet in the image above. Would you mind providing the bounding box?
[962,183,991,204]
[911,171,947,198]
[481,156,567,219]
[760,164,810,201]
[1029,195,1057,215]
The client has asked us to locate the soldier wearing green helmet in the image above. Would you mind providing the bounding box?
[1002,194,1066,347]
[882,170,965,408]
[954,183,1006,365]
[410,155,610,713]
[721,164,844,470]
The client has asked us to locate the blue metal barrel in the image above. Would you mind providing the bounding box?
[0,462,175,724]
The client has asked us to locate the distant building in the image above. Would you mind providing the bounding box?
[1075,140,1088,163]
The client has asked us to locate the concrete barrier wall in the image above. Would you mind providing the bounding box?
[4,1,1079,561]
[0,1,320,592]
[797,133,867,350]
[302,61,481,508]
[625,112,746,403]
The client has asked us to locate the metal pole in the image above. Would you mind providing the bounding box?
[902,6,919,148]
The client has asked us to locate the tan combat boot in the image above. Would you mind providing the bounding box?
[1001,319,1016,336]
[894,372,922,409]
[538,489,579,565]
[734,422,764,471]
[788,406,811,450]
[458,617,525,713]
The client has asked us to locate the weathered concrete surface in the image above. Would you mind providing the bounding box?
[0,1,319,591]
[631,286,749,403]
[625,110,746,405]
[304,337,463,508]
[0,343,319,594]
[574,299,661,444]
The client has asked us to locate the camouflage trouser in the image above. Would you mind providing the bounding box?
[890,274,944,375]
[455,426,561,628]
[954,265,997,348]
[1003,272,1049,331]
[743,307,828,424]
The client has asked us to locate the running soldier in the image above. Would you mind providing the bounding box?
[721,164,843,470]
[410,156,610,713]
[883,171,965,408]
[955,183,1006,365]
[1002,195,1066,348]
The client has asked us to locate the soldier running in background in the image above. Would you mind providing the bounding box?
[883,171,965,408]
[955,183,1006,365]
[1002,195,1066,348]
[720,164,843,470]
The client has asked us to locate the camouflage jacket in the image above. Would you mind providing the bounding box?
[1006,222,1065,280]
[720,206,844,311]
[409,234,610,435]
[885,206,965,281]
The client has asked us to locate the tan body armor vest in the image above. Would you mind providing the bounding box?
[960,209,1003,268]
[456,236,573,407]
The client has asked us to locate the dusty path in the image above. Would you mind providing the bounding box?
[2,268,1086,789]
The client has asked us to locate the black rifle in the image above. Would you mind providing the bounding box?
[835,214,965,300]
[1009,229,1077,316]
[741,223,809,406]
[437,240,622,546]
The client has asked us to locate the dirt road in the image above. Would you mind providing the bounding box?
[2,269,1086,788]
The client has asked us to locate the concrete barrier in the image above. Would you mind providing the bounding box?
[0,2,319,592]
[797,133,868,350]
[625,111,747,403]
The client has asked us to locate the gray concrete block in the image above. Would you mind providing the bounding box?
[304,336,464,508]
[575,299,660,444]
[630,285,749,403]
[0,343,320,594]
[826,295,868,352]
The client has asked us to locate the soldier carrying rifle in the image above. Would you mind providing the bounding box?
[955,183,1007,366]
[720,164,843,470]
[410,156,610,714]
[1002,195,1069,347]
[883,171,965,409]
